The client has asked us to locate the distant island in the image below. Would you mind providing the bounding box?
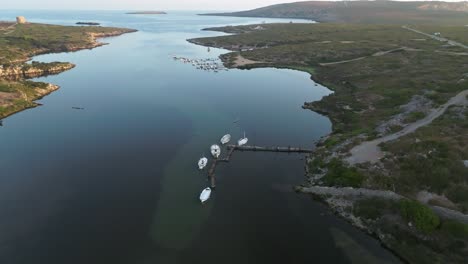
[126,11,166,15]
[76,22,100,26]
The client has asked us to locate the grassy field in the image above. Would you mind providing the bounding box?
[0,22,135,119]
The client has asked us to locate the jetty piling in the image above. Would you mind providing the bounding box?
[206,144,314,189]
[226,144,314,153]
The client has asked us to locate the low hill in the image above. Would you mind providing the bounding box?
[202,1,468,24]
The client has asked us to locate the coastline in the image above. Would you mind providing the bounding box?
[188,23,468,263]
[0,23,137,120]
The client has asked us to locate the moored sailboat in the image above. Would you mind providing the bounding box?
[200,187,211,203]
[238,132,248,146]
[220,134,231,145]
[210,144,221,158]
[198,157,208,170]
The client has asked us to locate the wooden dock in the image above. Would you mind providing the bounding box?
[206,144,313,188]
[226,144,314,153]
[207,147,236,188]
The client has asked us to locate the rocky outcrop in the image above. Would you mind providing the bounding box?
[0,63,75,79]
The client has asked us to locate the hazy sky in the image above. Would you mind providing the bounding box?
[0,0,465,11]
[1,0,300,11]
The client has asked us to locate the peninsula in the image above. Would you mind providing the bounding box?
[76,22,100,26]
[126,11,167,15]
[192,1,468,262]
[0,19,136,119]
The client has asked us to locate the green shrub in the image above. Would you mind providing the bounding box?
[446,185,468,205]
[405,111,426,123]
[441,220,468,239]
[0,83,13,92]
[354,198,398,220]
[399,200,440,234]
[322,158,364,187]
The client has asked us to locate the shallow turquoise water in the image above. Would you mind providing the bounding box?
[0,11,400,264]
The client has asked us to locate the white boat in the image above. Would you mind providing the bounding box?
[198,157,208,170]
[220,134,231,145]
[238,132,248,146]
[200,187,211,203]
[210,144,221,158]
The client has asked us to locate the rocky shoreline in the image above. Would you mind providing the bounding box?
[0,63,75,79]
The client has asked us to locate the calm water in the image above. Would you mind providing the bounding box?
[0,11,400,264]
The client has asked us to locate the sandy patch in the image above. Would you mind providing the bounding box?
[232,54,261,67]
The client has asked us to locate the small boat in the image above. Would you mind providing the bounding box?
[220,134,231,145]
[210,144,221,158]
[200,187,211,203]
[198,157,208,170]
[238,132,248,146]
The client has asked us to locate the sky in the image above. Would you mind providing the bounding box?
[0,0,466,11]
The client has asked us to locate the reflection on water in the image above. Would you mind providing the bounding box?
[0,10,400,264]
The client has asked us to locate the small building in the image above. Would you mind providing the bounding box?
[16,16,27,24]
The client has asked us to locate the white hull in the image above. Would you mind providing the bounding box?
[198,157,208,170]
[210,144,221,158]
[238,138,248,146]
[200,188,211,203]
[220,134,231,145]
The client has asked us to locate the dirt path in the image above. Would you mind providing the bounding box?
[347,89,468,165]
[402,26,468,49]
[319,56,366,66]
[319,47,418,66]
[1,23,17,35]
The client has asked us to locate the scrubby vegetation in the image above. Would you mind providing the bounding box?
[353,197,398,220]
[0,23,135,65]
[399,199,440,233]
[354,198,468,263]
[204,1,468,25]
[191,23,468,143]
[0,22,135,119]
[322,158,364,187]
[191,11,468,262]
[382,106,468,211]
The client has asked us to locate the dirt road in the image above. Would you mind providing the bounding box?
[347,89,468,164]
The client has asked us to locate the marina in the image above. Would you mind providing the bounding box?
[173,56,228,72]
[199,135,315,192]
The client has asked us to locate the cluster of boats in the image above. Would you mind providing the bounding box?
[198,132,249,203]
[173,56,228,73]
